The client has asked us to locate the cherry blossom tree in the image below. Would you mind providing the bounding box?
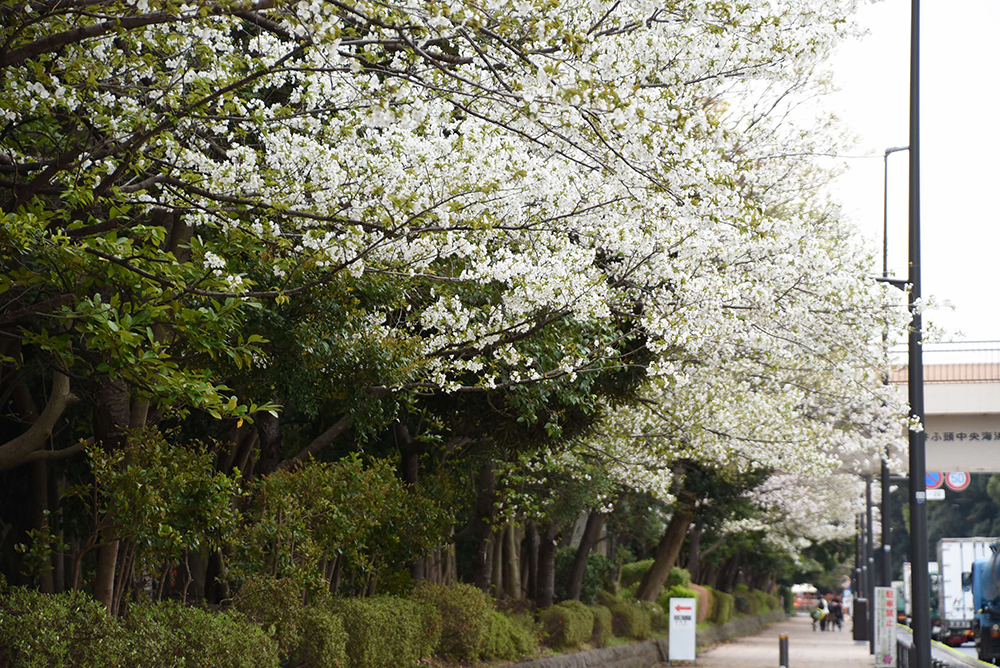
[1,0,910,608]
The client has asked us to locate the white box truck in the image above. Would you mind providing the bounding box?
[937,537,996,646]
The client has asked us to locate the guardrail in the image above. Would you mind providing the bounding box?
[897,630,984,668]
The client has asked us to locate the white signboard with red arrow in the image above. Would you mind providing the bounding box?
[669,597,697,663]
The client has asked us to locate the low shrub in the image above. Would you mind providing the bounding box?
[125,600,279,668]
[733,584,757,615]
[639,600,667,631]
[665,567,691,589]
[554,548,616,604]
[595,589,619,607]
[482,610,536,660]
[592,590,649,639]
[0,583,126,668]
[751,590,770,613]
[619,560,654,589]
[295,605,350,668]
[689,583,713,623]
[0,582,278,668]
[331,596,434,668]
[540,601,593,649]
[610,602,651,640]
[411,581,491,662]
[765,592,781,612]
[233,576,304,658]
[778,586,795,614]
[589,605,613,647]
[711,590,734,625]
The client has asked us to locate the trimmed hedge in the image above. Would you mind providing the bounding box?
[639,600,667,631]
[665,567,691,589]
[0,584,278,668]
[234,577,350,668]
[619,560,653,589]
[689,583,713,623]
[541,601,594,649]
[0,584,126,668]
[331,597,437,668]
[411,581,491,662]
[125,600,279,668]
[482,610,536,660]
[593,592,651,640]
[296,605,350,668]
[711,590,735,624]
[233,577,304,658]
[589,605,613,647]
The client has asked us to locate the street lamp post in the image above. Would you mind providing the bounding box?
[881,144,907,592]
[907,0,931,664]
[867,475,875,654]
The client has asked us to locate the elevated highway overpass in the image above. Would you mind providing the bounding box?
[890,341,1000,472]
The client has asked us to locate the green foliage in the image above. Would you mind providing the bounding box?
[733,584,763,615]
[0,582,125,668]
[541,600,594,649]
[554,547,616,604]
[330,597,435,668]
[619,559,654,589]
[410,582,491,662]
[481,610,537,660]
[124,600,279,668]
[593,592,651,640]
[764,592,780,612]
[639,600,668,631]
[232,576,350,668]
[656,584,698,627]
[63,427,240,574]
[666,567,692,589]
[589,605,613,647]
[595,589,619,607]
[711,590,735,624]
[233,577,304,658]
[235,457,451,591]
[778,586,795,614]
[702,585,719,620]
[296,605,350,668]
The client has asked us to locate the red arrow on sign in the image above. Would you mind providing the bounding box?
[675,605,692,611]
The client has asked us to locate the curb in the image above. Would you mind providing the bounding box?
[506,609,788,668]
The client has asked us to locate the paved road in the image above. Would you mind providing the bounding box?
[693,613,872,668]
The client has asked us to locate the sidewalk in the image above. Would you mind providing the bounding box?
[692,613,872,668]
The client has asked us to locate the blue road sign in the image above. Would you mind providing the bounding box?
[926,472,943,489]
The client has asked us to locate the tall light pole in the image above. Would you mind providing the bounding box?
[907,0,930,664]
[882,144,908,592]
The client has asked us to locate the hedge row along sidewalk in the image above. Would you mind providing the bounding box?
[505,609,788,668]
[0,572,787,668]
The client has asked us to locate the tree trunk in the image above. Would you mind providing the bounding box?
[92,376,130,609]
[394,422,428,582]
[566,510,606,601]
[635,508,694,601]
[536,523,559,608]
[502,524,522,599]
[491,529,503,597]
[686,523,703,583]
[471,463,496,592]
[94,541,119,610]
[254,409,283,477]
[525,522,539,600]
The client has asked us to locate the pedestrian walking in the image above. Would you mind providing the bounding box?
[812,597,828,631]
[829,596,844,631]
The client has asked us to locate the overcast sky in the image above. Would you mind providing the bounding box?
[826,0,1000,345]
